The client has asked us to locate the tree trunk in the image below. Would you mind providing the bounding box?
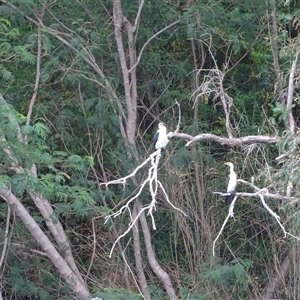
[132,204,151,300]
[136,200,178,299]
[0,189,90,297]
[0,94,86,288]
[261,247,295,299]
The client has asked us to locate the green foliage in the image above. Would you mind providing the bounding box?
[272,101,295,125]
[95,288,142,300]
[201,258,253,296]
[0,0,299,298]
[33,122,50,139]
[4,240,72,300]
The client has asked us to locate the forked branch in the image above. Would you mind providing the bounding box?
[102,149,186,257]
[212,180,299,256]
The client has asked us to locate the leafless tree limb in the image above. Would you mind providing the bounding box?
[191,37,234,138]
[168,132,279,147]
[213,180,299,256]
[133,0,144,33]
[10,243,47,257]
[121,238,144,298]
[213,195,238,256]
[129,20,180,73]
[103,149,186,257]
[26,2,46,126]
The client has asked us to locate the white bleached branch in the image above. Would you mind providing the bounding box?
[167,132,279,147]
[103,149,186,257]
[213,180,298,256]
[213,195,238,256]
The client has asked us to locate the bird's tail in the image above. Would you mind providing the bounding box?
[225,192,236,205]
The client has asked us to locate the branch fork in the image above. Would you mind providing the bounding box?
[213,180,299,256]
[102,149,186,256]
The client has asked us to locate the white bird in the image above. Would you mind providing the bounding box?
[224,162,237,205]
[153,122,169,150]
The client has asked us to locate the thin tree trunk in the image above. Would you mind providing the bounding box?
[268,0,284,102]
[262,247,295,299]
[0,189,90,297]
[28,189,86,287]
[0,94,86,287]
[113,0,137,145]
[262,4,300,296]
[136,201,178,300]
[268,0,296,132]
[132,203,151,300]
[113,1,178,298]
[285,48,300,133]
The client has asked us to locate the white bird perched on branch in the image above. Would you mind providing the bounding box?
[224,162,237,205]
[153,122,169,150]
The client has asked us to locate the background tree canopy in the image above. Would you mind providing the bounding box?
[0,0,300,299]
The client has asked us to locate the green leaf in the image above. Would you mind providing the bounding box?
[40,73,50,83]
[85,156,94,167]
[0,41,11,52]
[0,175,11,189]
[0,18,10,32]
[21,124,34,135]
[1,68,13,81]
[14,46,36,64]
[33,122,50,139]
[68,155,82,163]
[53,151,68,157]
[55,172,70,183]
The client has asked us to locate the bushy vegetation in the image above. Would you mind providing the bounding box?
[0,0,300,299]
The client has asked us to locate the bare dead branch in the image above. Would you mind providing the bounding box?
[213,195,238,256]
[168,132,279,147]
[257,193,285,236]
[213,180,299,256]
[26,3,46,126]
[191,37,234,138]
[237,179,296,201]
[121,238,144,298]
[103,150,186,257]
[136,200,178,300]
[133,0,144,33]
[9,243,47,257]
[128,20,180,73]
